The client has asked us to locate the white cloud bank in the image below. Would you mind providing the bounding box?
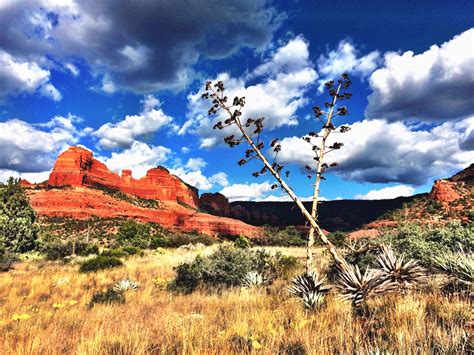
[93,95,173,149]
[0,49,62,101]
[366,28,474,122]
[0,114,82,182]
[182,36,317,148]
[317,39,380,91]
[355,185,415,200]
[278,117,474,185]
[97,141,171,179]
[170,158,229,191]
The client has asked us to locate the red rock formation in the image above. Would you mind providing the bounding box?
[48,146,199,208]
[429,179,460,203]
[20,179,33,188]
[27,187,260,237]
[199,192,231,216]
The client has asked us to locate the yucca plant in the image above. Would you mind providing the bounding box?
[242,271,268,288]
[113,279,139,293]
[375,245,427,290]
[336,261,394,307]
[433,252,473,287]
[287,271,331,309]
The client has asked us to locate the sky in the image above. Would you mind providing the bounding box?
[0,0,473,202]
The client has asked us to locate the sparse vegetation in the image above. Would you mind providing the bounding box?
[79,255,123,273]
[1,246,471,353]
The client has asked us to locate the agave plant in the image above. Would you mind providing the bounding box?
[287,271,331,309]
[336,261,394,307]
[242,271,268,288]
[433,251,473,286]
[113,279,139,293]
[375,245,427,290]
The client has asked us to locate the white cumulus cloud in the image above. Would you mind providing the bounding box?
[317,39,380,91]
[355,185,415,200]
[366,28,474,121]
[0,49,62,101]
[170,158,229,191]
[93,95,173,149]
[0,114,81,174]
[278,116,474,185]
[182,36,317,148]
[98,141,171,179]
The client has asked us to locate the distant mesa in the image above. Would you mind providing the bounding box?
[48,146,199,208]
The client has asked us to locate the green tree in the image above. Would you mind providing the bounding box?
[116,219,151,249]
[0,178,39,253]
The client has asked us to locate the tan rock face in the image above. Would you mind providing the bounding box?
[429,179,460,203]
[48,146,199,208]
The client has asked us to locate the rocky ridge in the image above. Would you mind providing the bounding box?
[24,146,260,237]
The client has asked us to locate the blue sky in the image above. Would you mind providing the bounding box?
[0,0,473,201]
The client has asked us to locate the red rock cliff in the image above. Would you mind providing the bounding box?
[48,146,199,208]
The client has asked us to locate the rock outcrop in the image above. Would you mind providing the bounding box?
[28,188,260,237]
[48,146,199,208]
[428,179,460,203]
[26,145,260,237]
[199,192,231,216]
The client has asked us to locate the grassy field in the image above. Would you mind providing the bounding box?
[0,246,472,354]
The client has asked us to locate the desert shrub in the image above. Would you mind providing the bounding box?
[273,254,302,279]
[90,287,125,306]
[170,245,286,293]
[40,235,99,260]
[121,246,141,255]
[378,222,474,266]
[165,233,215,248]
[115,220,151,249]
[79,255,123,273]
[0,177,39,253]
[0,236,16,271]
[149,235,169,249]
[256,226,306,247]
[101,246,141,258]
[325,231,347,248]
[234,235,252,248]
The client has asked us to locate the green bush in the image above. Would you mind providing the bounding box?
[0,236,16,271]
[170,245,295,293]
[378,222,474,267]
[101,248,127,258]
[79,256,123,273]
[234,235,252,249]
[40,235,99,260]
[149,235,169,249]
[165,233,215,248]
[89,287,125,306]
[115,220,151,249]
[326,231,347,248]
[0,178,39,253]
[256,226,306,247]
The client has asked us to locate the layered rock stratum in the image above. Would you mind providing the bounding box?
[26,146,260,237]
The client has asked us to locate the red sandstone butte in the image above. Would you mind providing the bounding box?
[29,146,260,237]
[48,146,199,208]
[199,192,231,216]
[428,179,460,203]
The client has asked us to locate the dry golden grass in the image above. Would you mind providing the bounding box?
[0,246,472,354]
